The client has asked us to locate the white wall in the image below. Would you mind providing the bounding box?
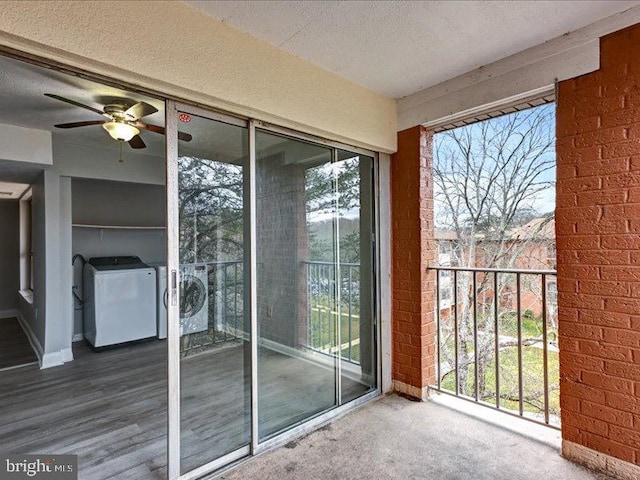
[19,172,45,351]
[0,1,396,153]
[0,123,52,165]
[55,140,166,339]
[0,200,19,316]
[53,140,165,186]
[18,170,73,368]
[58,176,72,358]
[10,137,167,360]
[71,178,165,226]
[0,121,165,364]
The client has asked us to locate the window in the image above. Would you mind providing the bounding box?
[19,189,33,296]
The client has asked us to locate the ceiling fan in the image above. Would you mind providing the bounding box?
[44,93,192,149]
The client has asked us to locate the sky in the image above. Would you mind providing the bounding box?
[432,103,556,229]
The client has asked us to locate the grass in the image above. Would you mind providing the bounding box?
[497,311,554,339]
[308,300,362,363]
[440,345,560,418]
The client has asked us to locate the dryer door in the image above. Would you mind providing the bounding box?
[179,264,208,335]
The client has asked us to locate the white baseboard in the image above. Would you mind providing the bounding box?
[0,308,18,319]
[40,348,74,369]
[41,351,65,369]
[563,440,640,480]
[15,312,44,365]
[61,347,74,363]
[16,312,73,369]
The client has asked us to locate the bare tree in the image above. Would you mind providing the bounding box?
[433,104,557,415]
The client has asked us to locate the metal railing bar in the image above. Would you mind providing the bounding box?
[324,264,329,352]
[234,263,239,337]
[428,266,556,275]
[494,271,500,409]
[473,271,479,402]
[223,265,228,341]
[436,269,441,390]
[307,262,312,347]
[453,270,459,396]
[542,273,550,425]
[302,260,360,267]
[517,272,523,417]
[348,266,353,363]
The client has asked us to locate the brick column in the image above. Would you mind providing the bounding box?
[390,126,437,400]
[556,24,640,477]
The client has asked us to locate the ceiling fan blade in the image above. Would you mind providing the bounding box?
[139,122,193,142]
[54,120,105,129]
[128,135,146,149]
[44,93,105,116]
[140,122,165,135]
[125,101,158,119]
[178,130,193,142]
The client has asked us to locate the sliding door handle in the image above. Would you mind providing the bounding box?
[171,269,178,307]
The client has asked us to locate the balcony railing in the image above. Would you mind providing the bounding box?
[207,260,245,343]
[303,260,361,365]
[201,260,362,367]
[429,266,559,428]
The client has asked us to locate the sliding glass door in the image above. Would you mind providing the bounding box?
[335,149,377,404]
[167,108,251,478]
[166,103,378,479]
[255,130,337,439]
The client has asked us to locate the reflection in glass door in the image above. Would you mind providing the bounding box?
[254,131,377,440]
[255,131,337,440]
[167,106,378,478]
[171,110,251,475]
[335,150,376,403]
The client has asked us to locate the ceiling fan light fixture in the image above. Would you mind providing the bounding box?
[102,121,140,142]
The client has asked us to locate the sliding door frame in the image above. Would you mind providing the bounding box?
[166,101,251,480]
[166,102,382,480]
[166,100,180,480]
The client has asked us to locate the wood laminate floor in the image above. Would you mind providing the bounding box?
[0,339,372,479]
[0,317,38,370]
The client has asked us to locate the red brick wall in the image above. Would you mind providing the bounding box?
[391,126,437,394]
[557,24,640,466]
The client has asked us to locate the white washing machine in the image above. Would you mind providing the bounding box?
[84,256,157,348]
[179,263,209,336]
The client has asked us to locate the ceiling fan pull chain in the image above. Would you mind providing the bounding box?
[118,141,125,163]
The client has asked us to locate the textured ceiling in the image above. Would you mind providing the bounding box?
[0,55,166,160]
[186,0,639,98]
[0,56,286,172]
[0,55,336,175]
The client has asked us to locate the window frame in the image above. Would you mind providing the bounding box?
[19,188,34,299]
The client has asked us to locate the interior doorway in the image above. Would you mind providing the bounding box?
[0,180,37,371]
